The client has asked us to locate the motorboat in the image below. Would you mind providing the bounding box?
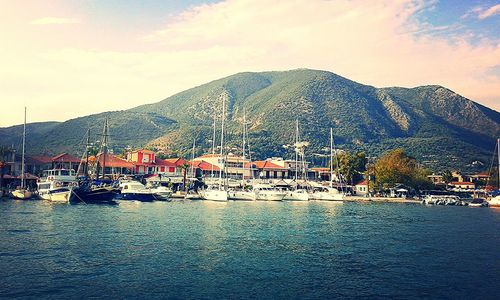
[37,169,78,203]
[421,195,466,206]
[115,181,158,202]
[254,184,285,201]
[469,198,488,207]
[308,186,344,201]
[283,188,309,201]
[228,188,256,201]
[148,185,173,201]
[200,186,228,201]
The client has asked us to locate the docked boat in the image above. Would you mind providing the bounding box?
[254,184,285,201]
[200,186,228,201]
[421,195,466,206]
[228,188,256,201]
[308,186,343,201]
[37,169,78,203]
[469,198,488,207]
[283,188,309,201]
[10,107,33,200]
[115,181,158,202]
[487,196,500,207]
[147,185,173,201]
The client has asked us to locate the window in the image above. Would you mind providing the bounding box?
[169,167,175,173]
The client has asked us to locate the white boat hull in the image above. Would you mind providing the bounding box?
[11,189,33,200]
[201,189,228,201]
[255,191,284,201]
[487,197,500,207]
[309,191,343,201]
[40,190,72,203]
[283,190,309,201]
[228,191,256,201]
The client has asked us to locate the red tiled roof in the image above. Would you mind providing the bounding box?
[253,161,286,170]
[155,158,178,167]
[197,161,220,171]
[163,158,186,166]
[310,167,330,172]
[449,181,474,185]
[97,153,134,168]
[17,173,38,180]
[27,155,52,164]
[52,153,81,163]
[355,180,368,186]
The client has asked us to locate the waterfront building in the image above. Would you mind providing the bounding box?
[193,153,251,180]
[354,179,369,196]
[448,181,475,190]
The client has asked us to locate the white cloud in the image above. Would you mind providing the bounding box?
[29,17,79,25]
[478,4,500,19]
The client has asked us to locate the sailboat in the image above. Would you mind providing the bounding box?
[487,138,500,208]
[283,119,309,201]
[200,94,228,201]
[10,107,33,200]
[71,119,118,204]
[309,128,344,201]
[229,109,256,201]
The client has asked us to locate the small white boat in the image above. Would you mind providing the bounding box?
[254,184,285,201]
[10,188,33,200]
[116,181,158,202]
[283,188,309,201]
[309,187,344,201]
[469,198,488,207]
[200,187,228,201]
[148,185,173,200]
[228,189,256,201]
[185,190,202,200]
[487,196,500,208]
[37,169,78,203]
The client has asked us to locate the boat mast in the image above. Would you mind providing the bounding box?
[295,119,299,181]
[219,94,226,190]
[211,114,216,178]
[85,128,90,177]
[242,108,246,182]
[330,128,333,188]
[101,118,108,180]
[497,138,500,190]
[21,107,26,189]
[191,138,196,179]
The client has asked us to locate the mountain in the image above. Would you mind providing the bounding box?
[1,69,499,172]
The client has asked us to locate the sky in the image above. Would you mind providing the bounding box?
[0,0,499,127]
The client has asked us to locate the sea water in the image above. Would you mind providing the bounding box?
[0,199,499,299]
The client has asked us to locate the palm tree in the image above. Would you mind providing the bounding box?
[181,162,190,193]
[0,146,14,197]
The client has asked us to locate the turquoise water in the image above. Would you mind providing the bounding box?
[1,199,499,299]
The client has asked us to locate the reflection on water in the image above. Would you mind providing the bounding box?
[0,200,499,299]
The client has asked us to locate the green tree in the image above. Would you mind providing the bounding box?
[0,146,14,197]
[335,151,367,184]
[374,148,432,190]
[442,170,453,183]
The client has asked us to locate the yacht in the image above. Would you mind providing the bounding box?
[37,169,78,203]
[254,184,285,201]
[283,188,309,201]
[228,188,256,201]
[115,181,159,202]
[200,185,228,202]
[308,186,343,201]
